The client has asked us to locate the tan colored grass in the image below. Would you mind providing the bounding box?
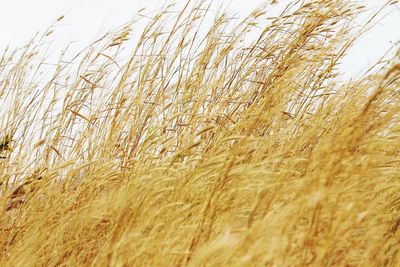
[0,0,400,266]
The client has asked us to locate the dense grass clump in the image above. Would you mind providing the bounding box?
[0,0,399,266]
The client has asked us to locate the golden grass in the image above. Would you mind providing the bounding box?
[0,0,400,266]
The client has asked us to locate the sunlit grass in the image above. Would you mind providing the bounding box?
[0,0,399,266]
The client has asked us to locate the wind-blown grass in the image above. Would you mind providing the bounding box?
[0,0,399,266]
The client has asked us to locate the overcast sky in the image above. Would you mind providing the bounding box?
[0,0,399,78]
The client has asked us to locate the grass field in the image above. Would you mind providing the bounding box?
[0,0,399,266]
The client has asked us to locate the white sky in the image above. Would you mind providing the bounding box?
[0,0,399,78]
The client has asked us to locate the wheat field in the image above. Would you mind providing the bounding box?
[0,0,400,266]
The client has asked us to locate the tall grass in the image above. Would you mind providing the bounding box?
[0,0,399,266]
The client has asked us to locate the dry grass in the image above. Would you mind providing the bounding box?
[0,0,400,266]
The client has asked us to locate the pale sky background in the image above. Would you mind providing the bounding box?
[0,0,399,78]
